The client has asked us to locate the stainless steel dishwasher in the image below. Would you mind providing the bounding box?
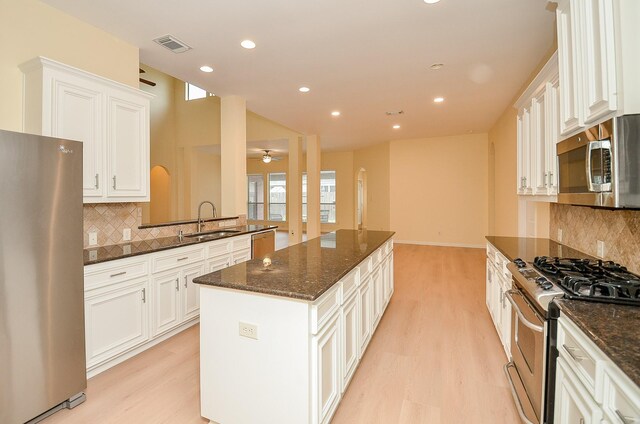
[251,230,275,258]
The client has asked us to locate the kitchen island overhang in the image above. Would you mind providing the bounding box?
[194,229,395,424]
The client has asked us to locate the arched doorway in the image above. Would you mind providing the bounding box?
[356,168,367,230]
[150,165,172,223]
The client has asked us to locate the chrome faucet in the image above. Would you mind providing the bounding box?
[197,201,216,233]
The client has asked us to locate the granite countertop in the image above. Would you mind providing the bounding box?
[554,299,640,388]
[193,229,395,301]
[83,225,277,266]
[485,235,594,262]
[487,236,639,388]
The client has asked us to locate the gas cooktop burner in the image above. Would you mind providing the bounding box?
[532,256,640,305]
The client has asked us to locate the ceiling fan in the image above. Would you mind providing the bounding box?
[259,150,283,163]
[139,68,156,87]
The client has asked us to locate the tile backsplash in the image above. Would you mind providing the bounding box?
[550,203,640,274]
[83,203,245,248]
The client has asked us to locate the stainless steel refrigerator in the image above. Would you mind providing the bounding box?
[0,129,86,423]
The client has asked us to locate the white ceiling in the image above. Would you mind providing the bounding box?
[42,0,555,151]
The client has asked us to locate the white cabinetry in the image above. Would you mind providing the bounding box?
[312,312,342,424]
[83,232,257,377]
[515,53,559,197]
[485,242,512,359]
[556,0,640,135]
[554,315,640,424]
[20,56,151,203]
[199,236,394,424]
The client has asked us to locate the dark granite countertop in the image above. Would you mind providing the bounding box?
[485,236,594,263]
[193,229,395,301]
[554,299,640,388]
[83,225,277,266]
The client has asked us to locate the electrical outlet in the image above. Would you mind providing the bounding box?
[557,228,563,242]
[123,228,132,241]
[89,250,97,261]
[597,240,605,258]
[89,232,98,246]
[239,322,258,340]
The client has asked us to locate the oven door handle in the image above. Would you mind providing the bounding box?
[505,290,544,333]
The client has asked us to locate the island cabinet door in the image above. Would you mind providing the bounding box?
[311,312,342,424]
[151,270,181,337]
[359,276,373,356]
[341,291,360,393]
[372,268,383,328]
[554,357,603,424]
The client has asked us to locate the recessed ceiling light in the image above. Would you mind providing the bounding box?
[299,86,310,93]
[434,97,445,103]
[429,63,444,70]
[424,0,441,3]
[393,124,401,129]
[331,111,341,117]
[240,39,256,49]
[200,65,214,73]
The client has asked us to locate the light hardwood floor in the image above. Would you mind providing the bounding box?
[43,244,519,424]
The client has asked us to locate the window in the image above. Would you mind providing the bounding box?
[247,175,264,220]
[302,171,336,224]
[185,82,213,101]
[268,173,287,221]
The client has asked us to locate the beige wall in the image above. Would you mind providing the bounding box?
[353,142,391,231]
[488,107,519,236]
[389,134,488,246]
[0,0,139,132]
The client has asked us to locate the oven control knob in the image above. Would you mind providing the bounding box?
[514,258,526,268]
[535,277,547,285]
[541,281,553,290]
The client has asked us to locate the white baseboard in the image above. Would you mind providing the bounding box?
[86,318,199,379]
[394,240,485,249]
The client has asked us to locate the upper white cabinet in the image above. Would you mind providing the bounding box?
[556,0,640,136]
[20,57,152,203]
[515,53,559,197]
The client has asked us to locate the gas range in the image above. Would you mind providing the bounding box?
[507,256,640,316]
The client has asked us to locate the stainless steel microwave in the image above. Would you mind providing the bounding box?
[557,115,640,208]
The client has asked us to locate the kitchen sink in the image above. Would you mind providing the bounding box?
[185,229,240,241]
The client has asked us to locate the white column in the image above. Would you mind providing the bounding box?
[220,96,247,217]
[306,135,321,239]
[288,136,303,245]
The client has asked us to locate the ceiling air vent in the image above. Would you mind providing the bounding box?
[153,35,192,53]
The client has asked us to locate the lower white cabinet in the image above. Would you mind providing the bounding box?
[84,277,149,369]
[341,291,359,393]
[151,262,204,337]
[312,312,342,424]
[486,242,512,359]
[372,267,383,328]
[555,357,603,424]
[555,315,640,424]
[84,233,257,376]
[198,237,394,424]
[358,275,373,355]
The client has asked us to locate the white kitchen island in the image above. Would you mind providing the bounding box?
[194,229,395,424]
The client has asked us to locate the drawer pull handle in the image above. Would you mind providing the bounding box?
[177,257,189,261]
[562,344,586,362]
[615,409,633,424]
[110,271,127,278]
